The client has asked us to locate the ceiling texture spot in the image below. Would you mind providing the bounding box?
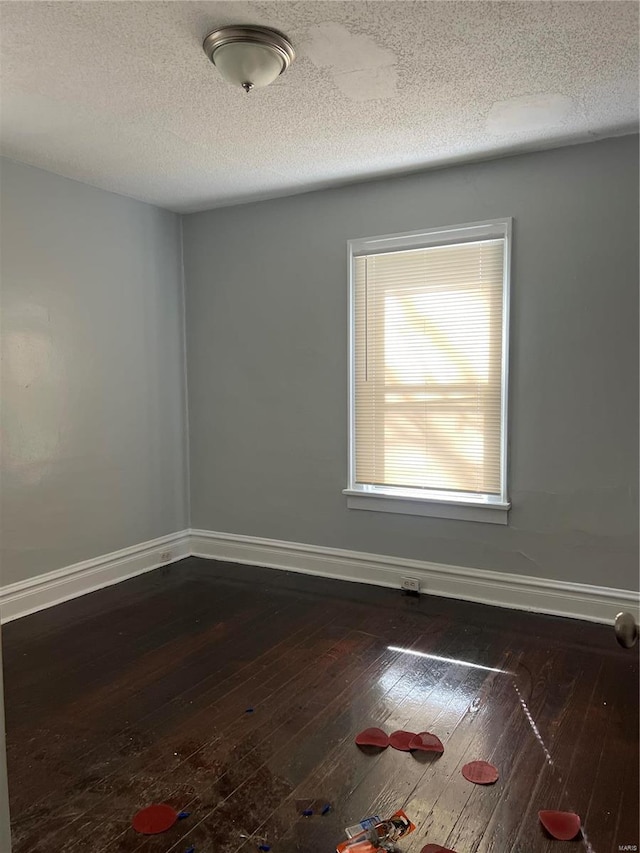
[0,1,637,212]
[301,21,398,101]
[486,93,576,135]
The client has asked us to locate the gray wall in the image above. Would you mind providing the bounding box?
[0,159,188,586]
[183,135,639,592]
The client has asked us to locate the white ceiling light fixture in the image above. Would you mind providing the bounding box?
[203,25,295,93]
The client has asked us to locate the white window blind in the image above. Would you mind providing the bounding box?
[349,223,510,513]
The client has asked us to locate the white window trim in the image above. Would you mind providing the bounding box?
[344,218,512,525]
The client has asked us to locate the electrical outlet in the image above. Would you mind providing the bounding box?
[159,550,173,562]
[401,576,421,594]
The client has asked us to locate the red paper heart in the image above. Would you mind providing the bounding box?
[132,804,178,835]
[538,810,581,840]
[409,732,444,753]
[355,727,389,748]
[389,730,417,751]
[461,760,499,784]
[421,846,459,853]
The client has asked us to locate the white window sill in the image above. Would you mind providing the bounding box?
[342,488,510,525]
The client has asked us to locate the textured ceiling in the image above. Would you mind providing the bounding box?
[0,1,637,212]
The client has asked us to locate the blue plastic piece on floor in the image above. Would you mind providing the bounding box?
[178,811,191,820]
[245,707,255,713]
[185,847,195,853]
[302,809,313,816]
[258,846,271,852]
[321,804,331,815]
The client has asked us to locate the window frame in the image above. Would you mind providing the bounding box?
[344,218,512,525]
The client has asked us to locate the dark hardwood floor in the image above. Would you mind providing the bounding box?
[2,558,638,853]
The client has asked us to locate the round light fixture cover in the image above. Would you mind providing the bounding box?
[203,25,295,91]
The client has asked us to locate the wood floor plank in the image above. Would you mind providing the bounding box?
[470,649,585,853]
[3,572,240,677]
[507,655,605,853]
[5,581,250,725]
[418,647,561,853]
[609,650,640,853]
[110,631,395,852]
[542,648,637,853]
[126,615,446,852]
[7,598,287,814]
[235,625,508,853]
[40,618,355,852]
[10,600,339,849]
[3,558,637,853]
[231,622,469,853]
[1,563,192,649]
[327,645,506,835]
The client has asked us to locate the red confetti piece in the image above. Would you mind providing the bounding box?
[132,804,179,835]
[389,730,417,751]
[421,846,459,853]
[461,760,499,784]
[409,732,444,753]
[538,810,581,840]
[355,727,389,748]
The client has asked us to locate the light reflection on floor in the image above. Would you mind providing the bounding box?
[512,680,597,853]
[378,644,599,851]
[387,645,511,674]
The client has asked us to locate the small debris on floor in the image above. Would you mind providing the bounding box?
[420,845,458,853]
[296,797,334,815]
[132,804,181,835]
[461,760,499,785]
[388,730,417,751]
[538,809,582,840]
[337,809,415,852]
[355,727,389,748]
[409,732,444,754]
[240,830,271,850]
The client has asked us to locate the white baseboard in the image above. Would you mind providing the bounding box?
[2,528,637,625]
[0,531,190,623]
[190,529,640,625]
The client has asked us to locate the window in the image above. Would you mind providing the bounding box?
[345,219,511,524]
